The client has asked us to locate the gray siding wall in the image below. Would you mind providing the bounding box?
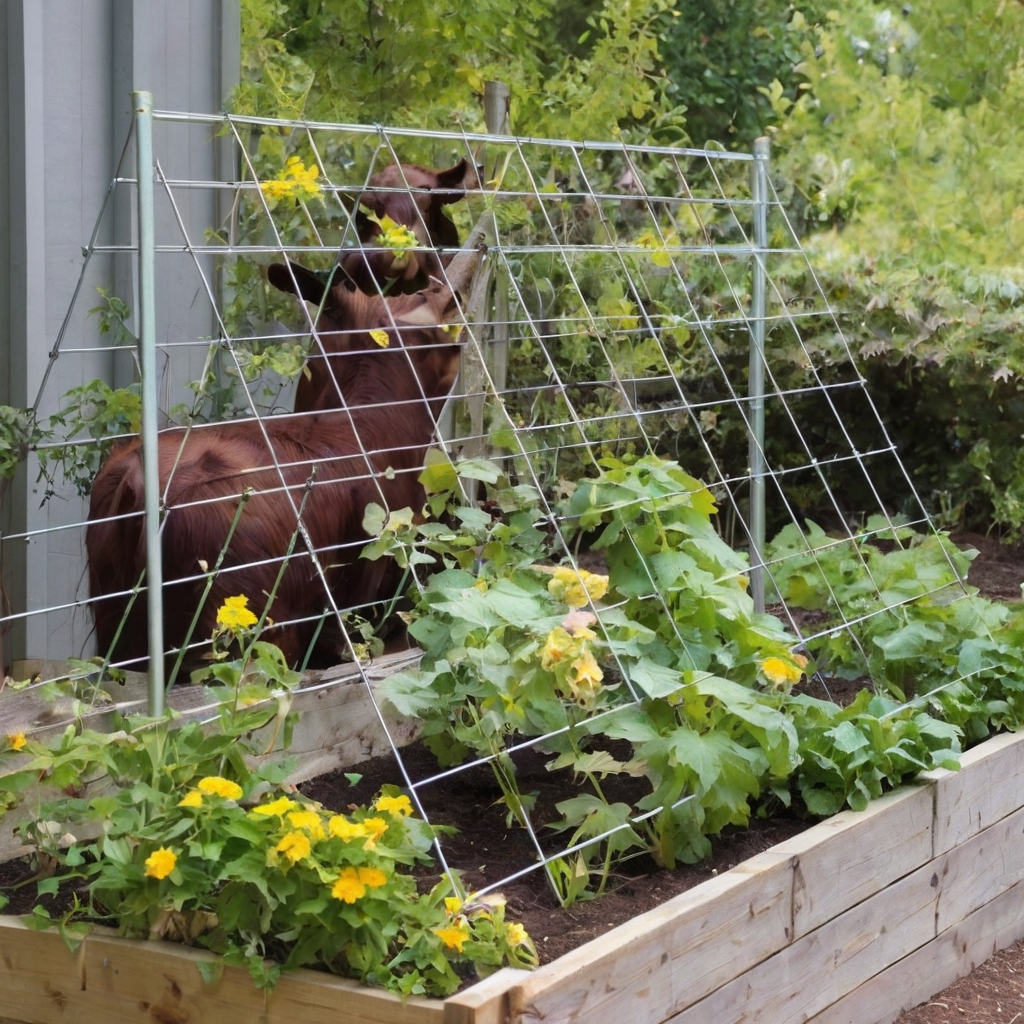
[1,0,240,668]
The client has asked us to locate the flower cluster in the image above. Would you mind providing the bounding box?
[117,777,537,992]
[546,566,610,609]
[436,890,536,962]
[259,156,322,203]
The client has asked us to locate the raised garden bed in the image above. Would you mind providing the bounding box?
[4,726,1024,1024]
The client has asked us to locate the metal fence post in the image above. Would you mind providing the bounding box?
[133,90,166,713]
[483,81,511,403]
[748,137,770,615]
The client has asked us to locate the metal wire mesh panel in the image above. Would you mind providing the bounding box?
[0,108,982,901]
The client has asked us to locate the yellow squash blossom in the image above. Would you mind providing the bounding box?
[216,594,258,631]
[444,896,463,915]
[568,650,604,703]
[197,776,243,801]
[328,815,368,842]
[275,831,311,864]
[374,794,413,818]
[250,796,297,818]
[506,922,529,946]
[287,808,326,841]
[434,923,471,952]
[541,626,575,670]
[760,655,807,688]
[178,790,204,809]
[331,867,366,904]
[548,566,609,609]
[144,847,178,880]
[7,732,27,752]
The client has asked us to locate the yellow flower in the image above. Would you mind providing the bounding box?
[368,213,419,255]
[444,896,463,915]
[178,790,204,809]
[568,650,604,703]
[363,817,388,841]
[287,809,326,841]
[331,867,366,903]
[359,816,389,850]
[506,922,529,946]
[368,328,390,348]
[250,796,297,818]
[275,831,311,864]
[216,594,258,631]
[197,776,243,801]
[357,866,387,889]
[374,794,413,818]
[759,656,805,688]
[548,567,609,609]
[434,923,471,952]
[144,847,177,880]
[7,732,27,752]
[328,815,368,842]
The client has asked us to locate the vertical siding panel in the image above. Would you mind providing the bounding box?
[2,0,239,666]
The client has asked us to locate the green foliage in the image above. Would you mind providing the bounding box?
[369,454,963,899]
[237,0,682,142]
[37,380,141,499]
[757,0,1024,534]
[766,516,1024,752]
[660,2,827,148]
[0,406,46,482]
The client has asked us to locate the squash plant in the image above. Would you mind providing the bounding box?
[366,453,961,901]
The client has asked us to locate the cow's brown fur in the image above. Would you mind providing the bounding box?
[86,274,468,672]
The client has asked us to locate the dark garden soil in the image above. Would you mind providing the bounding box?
[2,531,1023,1019]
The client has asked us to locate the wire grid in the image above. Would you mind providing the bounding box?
[1,109,988,901]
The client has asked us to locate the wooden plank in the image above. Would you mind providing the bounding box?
[443,968,532,1024]
[508,849,795,1024]
[668,857,940,1024]
[935,801,1024,931]
[0,917,85,1024]
[82,929,443,1024]
[0,921,444,1024]
[780,783,934,938]
[926,730,1024,855]
[249,652,424,787]
[809,877,1024,1024]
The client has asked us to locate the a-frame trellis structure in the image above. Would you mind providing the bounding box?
[0,97,982,901]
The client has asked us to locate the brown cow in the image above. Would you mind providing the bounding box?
[86,240,483,673]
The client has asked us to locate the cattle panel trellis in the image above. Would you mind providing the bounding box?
[0,102,981,904]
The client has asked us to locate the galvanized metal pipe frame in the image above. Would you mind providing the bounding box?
[133,91,166,712]
[748,137,770,614]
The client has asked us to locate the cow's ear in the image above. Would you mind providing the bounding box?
[268,261,327,306]
[432,158,478,205]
